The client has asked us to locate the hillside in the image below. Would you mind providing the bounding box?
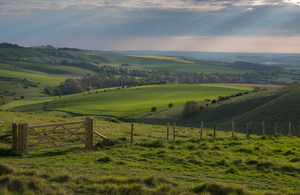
[154,83,300,134]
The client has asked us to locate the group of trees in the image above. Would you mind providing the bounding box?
[0,43,22,48]
[44,63,283,96]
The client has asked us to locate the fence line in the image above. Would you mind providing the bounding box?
[129,120,300,144]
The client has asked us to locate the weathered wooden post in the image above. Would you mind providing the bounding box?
[262,121,265,136]
[173,123,176,141]
[17,123,25,155]
[131,123,134,145]
[24,123,29,155]
[200,121,204,139]
[12,123,18,152]
[85,117,94,148]
[288,122,291,136]
[167,123,169,142]
[232,120,235,138]
[274,122,277,135]
[249,121,252,137]
[213,123,216,138]
[246,123,249,138]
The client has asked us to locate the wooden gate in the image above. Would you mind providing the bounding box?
[15,117,93,155]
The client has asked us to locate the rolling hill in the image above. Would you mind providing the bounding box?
[143,83,300,135]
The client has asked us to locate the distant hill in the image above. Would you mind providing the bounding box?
[173,83,300,134]
[114,50,300,65]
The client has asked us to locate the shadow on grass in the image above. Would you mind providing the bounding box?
[0,148,21,157]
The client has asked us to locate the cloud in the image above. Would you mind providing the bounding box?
[1,0,299,15]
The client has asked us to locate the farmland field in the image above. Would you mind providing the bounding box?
[45,84,253,117]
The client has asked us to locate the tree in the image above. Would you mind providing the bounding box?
[151,107,157,112]
[168,103,174,109]
[182,101,199,118]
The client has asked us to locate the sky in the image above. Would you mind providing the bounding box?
[0,0,300,53]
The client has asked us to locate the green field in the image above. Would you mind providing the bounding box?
[45,84,252,117]
[1,110,300,194]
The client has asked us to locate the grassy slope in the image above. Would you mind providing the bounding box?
[0,110,300,194]
[166,83,300,133]
[44,84,252,117]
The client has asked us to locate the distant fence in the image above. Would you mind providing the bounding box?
[129,121,300,144]
[12,117,94,155]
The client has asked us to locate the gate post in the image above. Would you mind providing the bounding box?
[17,123,25,155]
[12,123,18,152]
[24,123,29,155]
[85,117,94,148]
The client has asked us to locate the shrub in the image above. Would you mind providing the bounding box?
[151,106,157,112]
[182,101,200,118]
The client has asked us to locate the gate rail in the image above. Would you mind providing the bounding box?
[14,117,93,155]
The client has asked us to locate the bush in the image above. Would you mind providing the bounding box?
[151,106,157,112]
[182,101,200,118]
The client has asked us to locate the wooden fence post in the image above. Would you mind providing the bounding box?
[85,117,94,148]
[200,121,204,139]
[246,123,249,138]
[249,121,252,137]
[131,123,134,145]
[232,120,235,138]
[262,121,265,136]
[167,123,169,142]
[18,123,25,155]
[173,123,176,141]
[12,123,17,152]
[274,122,277,135]
[288,122,291,135]
[213,123,216,138]
[24,123,29,155]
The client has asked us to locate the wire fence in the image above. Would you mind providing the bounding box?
[184,121,300,136]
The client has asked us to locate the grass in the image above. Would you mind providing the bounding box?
[0,69,66,86]
[45,84,252,117]
[0,110,300,194]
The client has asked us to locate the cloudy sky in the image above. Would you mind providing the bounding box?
[1,0,300,53]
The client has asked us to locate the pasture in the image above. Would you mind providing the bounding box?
[0,110,300,194]
[45,84,253,117]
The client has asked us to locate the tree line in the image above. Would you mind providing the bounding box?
[44,64,283,95]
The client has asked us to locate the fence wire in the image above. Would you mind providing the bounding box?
[198,121,300,136]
